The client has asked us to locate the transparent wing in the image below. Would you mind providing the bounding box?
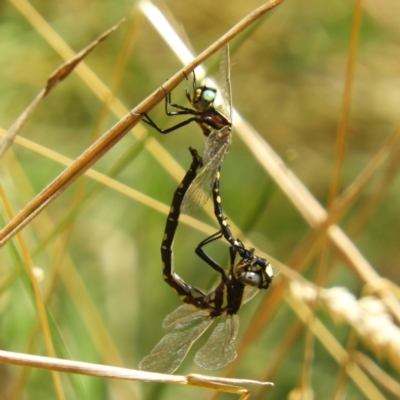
[217,45,232,122]
[194,314,239,370]
[139,304,213,374]
[242,286,260,305]
[181,126,232,214]
[163,303,210,329]
[202,125,232,165]
[180,164,215,214]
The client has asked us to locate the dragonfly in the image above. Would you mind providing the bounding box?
[138,148,274,374]
[140,45,232,214]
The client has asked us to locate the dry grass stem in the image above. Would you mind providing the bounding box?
[0,350,272,400]
[352,351,400,397]
[0,185,65,400]
[0,129,217,237]
[327,0,363,207]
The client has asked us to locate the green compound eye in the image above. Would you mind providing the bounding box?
[202,89,216,103]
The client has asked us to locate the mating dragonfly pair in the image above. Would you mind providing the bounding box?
[138,46,275,374]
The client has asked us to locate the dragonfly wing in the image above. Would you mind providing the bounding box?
[163,303,210,329]
[217,45,232,122]
[181,127,231,214]
[194,314,239,370]
[180,166,215,214]
[242,286,260,305]
[202,125,232,166]
[139,306,213,374]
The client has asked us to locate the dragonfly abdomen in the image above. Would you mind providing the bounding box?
[205,278,245,317]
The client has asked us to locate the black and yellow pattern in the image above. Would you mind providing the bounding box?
[212,169,275,289]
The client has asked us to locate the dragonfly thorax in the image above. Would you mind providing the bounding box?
[193,86,217,112]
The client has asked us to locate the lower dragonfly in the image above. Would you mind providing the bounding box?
[139,45,232,214]
[138,148,274,374]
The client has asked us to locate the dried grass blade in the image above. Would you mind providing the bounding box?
[0,350,273,400]
[0,20,124,158]
[0,185,65,400]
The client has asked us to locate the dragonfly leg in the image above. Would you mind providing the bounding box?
[140,112,198,134]
[195,230,226,278]
[164,89,199,114]
[137,82,201,134]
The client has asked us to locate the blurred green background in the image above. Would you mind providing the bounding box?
[1,0,399,399]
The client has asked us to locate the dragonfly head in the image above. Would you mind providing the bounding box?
[193,81,217,112]
[234,248,275,289]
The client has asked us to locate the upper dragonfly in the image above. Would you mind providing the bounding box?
[138,148,274,374]
[140,45,232,214]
